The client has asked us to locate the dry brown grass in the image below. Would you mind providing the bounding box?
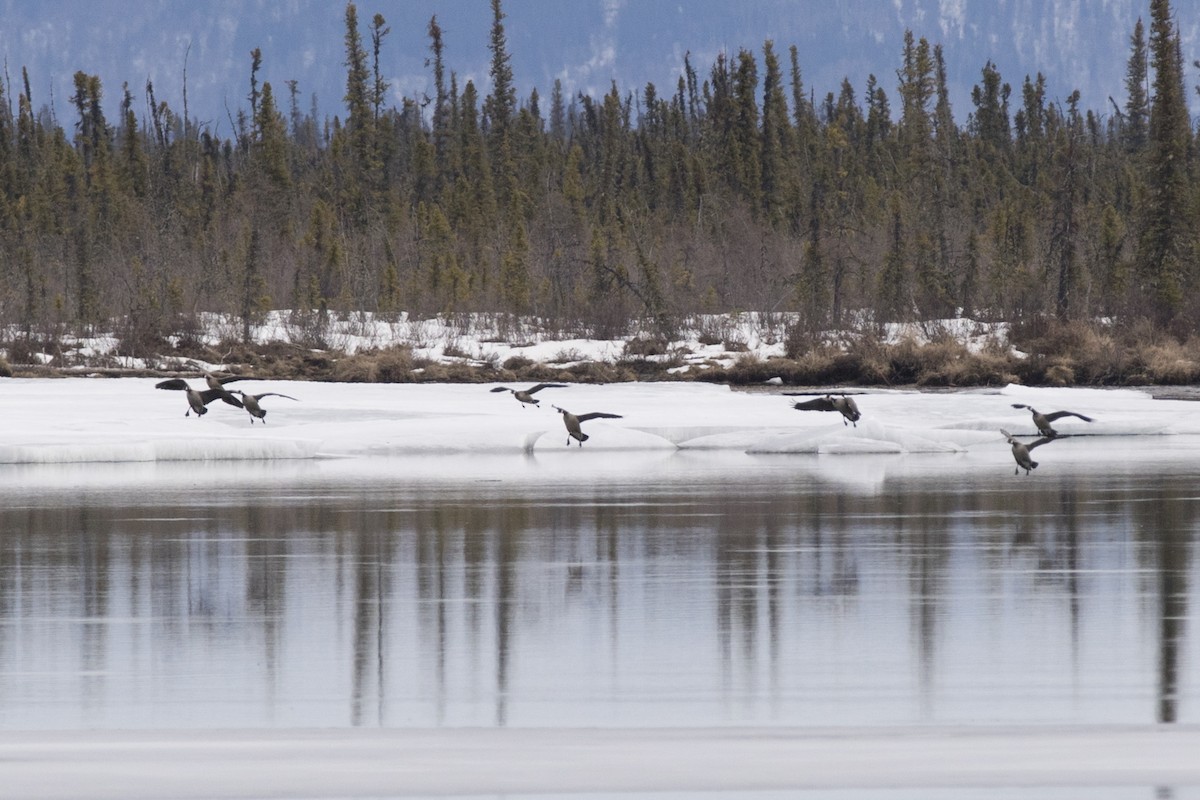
[1007,318,1200,386]
[704,332,1021,387]
[1137,338,1200,384]
[163,340,336,381]
[623,337,670,357]
[331,346,420,383]
[502,355,535,371]
[562,361,638,383]
[413,361,498,383]
[906,338,1016,387]
[700,350,856,386]
[1011,320,1130,385]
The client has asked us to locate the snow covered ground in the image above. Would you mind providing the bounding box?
[12,310,1011,374]
[4,375,1200,797]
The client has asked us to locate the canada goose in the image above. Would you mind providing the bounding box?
[490,383,568,407]
[204,372,248,407]
[785,393,862,427]
[234,390,299,424]
[1001,428,1056,475]
[155,378,244,417]
[552,406,623,446]
[1010,403,1094,438]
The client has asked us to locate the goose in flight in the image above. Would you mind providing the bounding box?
[155,378,244,417]
[552,406,623,446]
[1001,428,1056,475]
[1010,403,1094,438]
[490,382,569,407]
[785,393,862,427]
[204,372,249,406]
[234,390,299,424]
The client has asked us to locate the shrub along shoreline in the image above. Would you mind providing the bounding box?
[4,318,1200,391]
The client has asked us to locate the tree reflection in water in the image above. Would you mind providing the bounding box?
[0,468,1193,730]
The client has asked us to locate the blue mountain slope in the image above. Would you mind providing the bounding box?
[0,0,1192,131]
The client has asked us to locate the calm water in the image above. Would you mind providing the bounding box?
[0,451,1196,732]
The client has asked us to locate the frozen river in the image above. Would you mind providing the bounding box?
[2,378,1200,797]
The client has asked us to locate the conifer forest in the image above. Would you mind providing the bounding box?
[0,0,1197,362]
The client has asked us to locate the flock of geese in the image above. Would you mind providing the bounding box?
[157,376,1095,473]
[488,382,624,445]
[780,392,1094,474]
[155,374,298,424]
[1001,403,1094,475]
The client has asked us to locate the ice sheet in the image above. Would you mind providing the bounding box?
[2,725,1199,799]
[2,377,1198,466]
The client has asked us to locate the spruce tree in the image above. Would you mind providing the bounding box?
[1050,91,1083,319]
[877,198,909,324]
[1135,0,1191,324]
[255,82,290,188]
[427,16,451,182]
[370,14,390,122]
[970,61,1011,158]
[760,40,790,228]
[484,0,518,212]
[897,31,934,160]
[1123,18,1149,151]
[731,48,762,211]
[342,2,375,212]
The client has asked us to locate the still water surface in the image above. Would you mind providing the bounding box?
[0,452,1196,732]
